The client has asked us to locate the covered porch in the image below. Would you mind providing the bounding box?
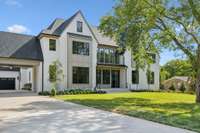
[96,64,127,89]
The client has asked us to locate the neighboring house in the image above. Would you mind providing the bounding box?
[162,76,191,90]
[0,11,160,92]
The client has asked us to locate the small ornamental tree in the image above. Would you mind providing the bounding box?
[49,60,64,93]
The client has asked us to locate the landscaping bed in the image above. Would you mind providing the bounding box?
[38,89,106,96]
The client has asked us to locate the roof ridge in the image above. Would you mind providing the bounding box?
[0,31,35,37]
[52,10,80,35]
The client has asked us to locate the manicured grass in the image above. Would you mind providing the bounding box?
[56,92,200,132]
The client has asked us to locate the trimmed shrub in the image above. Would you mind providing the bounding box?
[130,89,161,92]
[38,89,106,96]
[51,88,57,96]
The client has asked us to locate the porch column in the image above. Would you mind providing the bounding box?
[33,63,42,93]
[120,69,126,88]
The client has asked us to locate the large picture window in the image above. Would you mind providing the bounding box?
[73,41,89,55]
[103,70,110,84]
[73,67,89,84]
[97,47,120,64]
[132,70,139,84]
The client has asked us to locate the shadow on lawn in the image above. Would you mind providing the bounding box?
[66,97,200,132]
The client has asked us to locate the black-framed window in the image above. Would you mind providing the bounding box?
[73,41,89,55]
[97,47,121,64]
[77,21,83,32]
[73,67,89,84]
[96,69,102,84]
[49,39,56,51]
[132,70,139,84]
[147,71,154,84]
[103,70,110,84]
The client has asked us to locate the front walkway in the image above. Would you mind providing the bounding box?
[0,93,195,133]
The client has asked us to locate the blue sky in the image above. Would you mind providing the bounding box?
[0,0,180,65]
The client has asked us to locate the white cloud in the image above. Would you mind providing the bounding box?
[7,24,30,34]
[5,0,22,7]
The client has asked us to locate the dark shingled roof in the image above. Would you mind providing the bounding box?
[0,31,43,61]
[41,11,79,36]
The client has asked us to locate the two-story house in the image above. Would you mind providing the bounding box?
[0,11,159,92]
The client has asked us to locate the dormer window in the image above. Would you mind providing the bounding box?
[49,39,56,51]
[77,21,83,32]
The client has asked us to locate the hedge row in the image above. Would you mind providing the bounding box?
[38,89,106,96]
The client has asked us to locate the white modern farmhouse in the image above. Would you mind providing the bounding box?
[0,11,160,92]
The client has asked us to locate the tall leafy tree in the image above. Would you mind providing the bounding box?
[99,0,200,102]
[161,59,193,79]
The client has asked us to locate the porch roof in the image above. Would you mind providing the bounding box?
[97,63,127,68]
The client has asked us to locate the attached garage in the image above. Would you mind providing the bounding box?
[0,31,44,92]
[0,70,20,91]
[0,78,15,90]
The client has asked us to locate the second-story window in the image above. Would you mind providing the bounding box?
[49,39,56,51]
[77,21,83,32]
[97,47,121,64]
[73,41,89,55]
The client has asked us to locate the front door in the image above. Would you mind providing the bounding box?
[111,70,120,88]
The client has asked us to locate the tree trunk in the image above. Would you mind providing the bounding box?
[195,45,200,103]
[196,72,200,102]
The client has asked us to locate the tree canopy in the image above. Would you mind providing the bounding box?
[99,0,200,102]
[160,59,193,82]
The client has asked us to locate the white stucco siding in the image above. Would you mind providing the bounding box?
[63,13,93,37]
[125,50,160,90]
[20,68,32,89]
[39,12,160,91]
[40,37,64,91]
[40,12,98,90]
[61,12,98,89]
[0,71,20,90]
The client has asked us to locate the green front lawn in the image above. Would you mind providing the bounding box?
[56,92,200,132]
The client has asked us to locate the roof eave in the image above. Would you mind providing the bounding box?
[38,33,60,39]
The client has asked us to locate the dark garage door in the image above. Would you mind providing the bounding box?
[0,78,15,90]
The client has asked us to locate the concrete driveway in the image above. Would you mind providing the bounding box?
[0,93,196,133]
